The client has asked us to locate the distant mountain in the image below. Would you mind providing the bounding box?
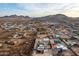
[2,15,30,18]
[0,14,79,22]
[33,14,72,23]
[0,15,31,21]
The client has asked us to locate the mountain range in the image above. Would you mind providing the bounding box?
[0,14,79,23]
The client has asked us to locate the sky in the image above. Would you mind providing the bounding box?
[0,3,79,17]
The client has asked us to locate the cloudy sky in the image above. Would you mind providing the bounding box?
[0,3,79,17]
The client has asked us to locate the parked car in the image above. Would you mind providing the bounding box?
[43,37,50,45]
[36,43,45,54]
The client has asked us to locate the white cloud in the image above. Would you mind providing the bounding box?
[1,3,79,17]
[17,3,72,17]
